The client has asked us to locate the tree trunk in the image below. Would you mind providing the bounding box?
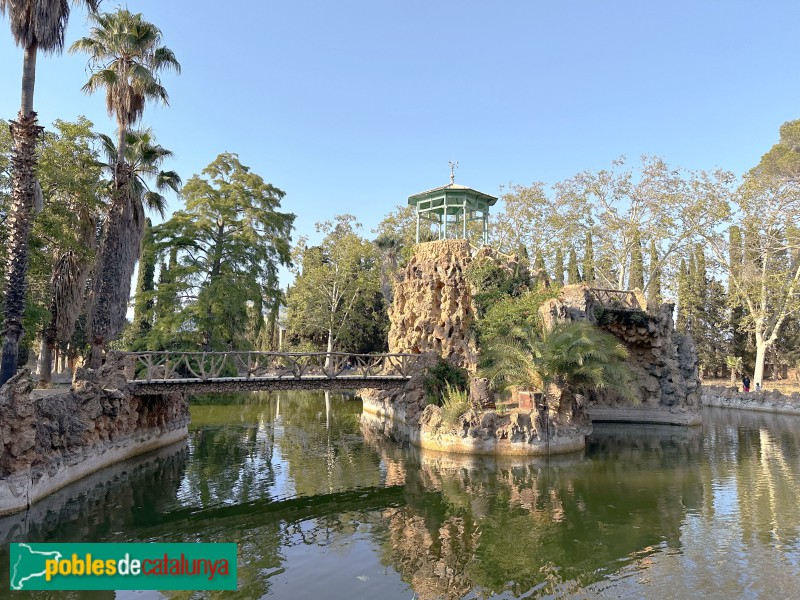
[38,338,53,385]
[754,340,767,388]
[326,328,334,369]
[0,109,43,385]
[88,165,141,368]
[20,44,37,115]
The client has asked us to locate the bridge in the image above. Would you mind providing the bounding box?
[123,351,422,395]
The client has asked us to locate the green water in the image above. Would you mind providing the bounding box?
[2,391,800,599]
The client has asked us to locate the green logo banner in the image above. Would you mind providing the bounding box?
[9,543,237,591]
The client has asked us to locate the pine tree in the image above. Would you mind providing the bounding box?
[553,247,565,287]
[583,232,595,284]
[567,248,581,284]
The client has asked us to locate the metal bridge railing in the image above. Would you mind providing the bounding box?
[124,351,422,383]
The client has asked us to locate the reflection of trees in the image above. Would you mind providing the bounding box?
[183,394,279,508]
[704,408,800,550]
[364,418,704,599]
[277,391,382,496]
[169,391,388,598]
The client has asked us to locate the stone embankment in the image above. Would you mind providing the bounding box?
[0,353,189,516]
[701,385,800,416]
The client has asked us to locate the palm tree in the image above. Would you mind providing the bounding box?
[71,9,179,366]
[0,0,99,385]
[374,234,402,304]
[70,9,179,174]
[37,191,99,384]
[482,320,636,420]
[86,129,181,366]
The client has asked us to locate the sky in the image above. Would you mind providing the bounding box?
[2,0,800,256]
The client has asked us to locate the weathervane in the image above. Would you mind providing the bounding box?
[449,160,459,184]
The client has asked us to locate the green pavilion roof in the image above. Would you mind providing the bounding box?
[408,183,498,207]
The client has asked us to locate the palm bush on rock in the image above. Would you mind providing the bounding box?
[481,321,636,420]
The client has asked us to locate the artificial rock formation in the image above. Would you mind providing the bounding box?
[0,353,189,516]
[363,240,590,455]
[389,239,479,370]
[539,284,702,425]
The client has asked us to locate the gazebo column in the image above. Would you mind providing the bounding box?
[416,211,420,244]
[443,197,448,239]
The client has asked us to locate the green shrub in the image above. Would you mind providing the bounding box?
[475,288,558,350]
[441,382,470,426]
[423,359,468,406]
[593,306,650,328]
[465,257,530,317]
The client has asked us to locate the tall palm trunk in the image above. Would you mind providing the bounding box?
[88,166,143,368]
[0,45,43,386]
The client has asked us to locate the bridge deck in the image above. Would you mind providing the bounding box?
[123,351,420,395]
[128,375,410,395]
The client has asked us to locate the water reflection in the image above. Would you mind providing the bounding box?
[0,396,799,599]
[361,418,706,598]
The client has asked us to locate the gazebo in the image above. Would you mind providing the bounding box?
[408,177,497,245]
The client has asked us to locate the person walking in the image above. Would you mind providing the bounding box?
[742,374,751,392]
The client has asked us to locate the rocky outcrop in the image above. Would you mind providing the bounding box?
[0,355,189,516]
[389,240,478,370]
[539,284,701,425]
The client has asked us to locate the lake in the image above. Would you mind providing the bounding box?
[2,391,799,599]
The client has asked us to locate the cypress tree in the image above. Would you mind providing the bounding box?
[629,235,645,290]
[687,251,697,332]
[553,247,565,287]
[648,239,661,307]
[583,231,595,284]
[132,218,156,342]
[676,258,688,330]
[533,250,550,288]
[155,247,178,323]
[567,248,581,284]
[728,225,746,359]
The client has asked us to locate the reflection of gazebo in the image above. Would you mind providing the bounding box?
[408,180,497,245]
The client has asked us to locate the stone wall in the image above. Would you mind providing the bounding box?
[701,385,800,416]
[0,356,189,516]
[539,284,701,425]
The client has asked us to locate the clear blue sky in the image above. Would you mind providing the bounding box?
[2,0,799,250]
